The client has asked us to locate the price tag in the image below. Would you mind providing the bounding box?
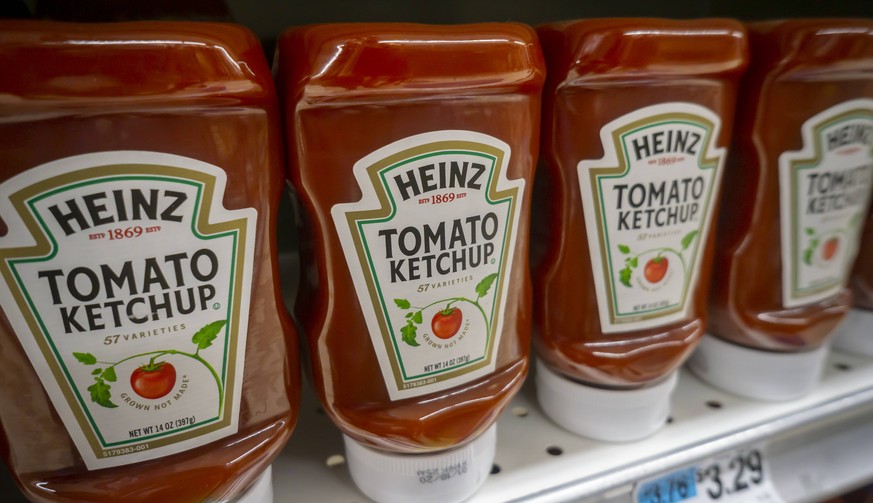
[636,467,698,503]
[634,446,783,503]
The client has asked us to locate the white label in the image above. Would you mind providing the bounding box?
[0,151,256,469]
[779,99,873,308]
[332,131,523,400]
[635,446,782,503]
[579,103,725,333]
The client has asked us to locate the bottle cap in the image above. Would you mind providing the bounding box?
[343,424,496,503]
[688,334,828,401]
[833,308,873,357]
[535,358,676,442]
[235,465,273,503]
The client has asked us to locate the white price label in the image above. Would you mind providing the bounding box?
[635,446,783,503]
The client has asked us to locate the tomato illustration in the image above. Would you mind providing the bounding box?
[644,256,669,284]
[822,237,839,261]
[130,361,176,399]
[432,307,463,339]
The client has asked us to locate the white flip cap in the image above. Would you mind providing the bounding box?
[833,308,873,357]
[688,334,828,401]
[343,424,496,503]
[535,359,677,442]
[234,465,273,503]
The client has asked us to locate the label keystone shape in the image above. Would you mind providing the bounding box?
[779,99,873,308]
[332,130,523,400]
[579,103,725,333]
[0,151,256,469]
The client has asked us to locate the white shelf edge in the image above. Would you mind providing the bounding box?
[273,348,873,503]
[6,348,868,502]
[505,382,873,503]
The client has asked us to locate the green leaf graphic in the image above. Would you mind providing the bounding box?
[73,352,97,365]
[629,257,638,268]
[620,266,633,288]
[192,320,227,351]
[102,367,117,382]
[92,369,101,375]
[681,230,699,250]
[401,322,419,347]
[394,298,411,309]
[412,311,423,324]
[618,244,631,254]
[475,273,498,298]
[87,380,117,409]
[805,227,815,236]
[803,248,813,265]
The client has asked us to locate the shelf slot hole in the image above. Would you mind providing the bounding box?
[834,363,852,371]
[706,400,723,409]
[490,464,501,475]
[546,446,563,456]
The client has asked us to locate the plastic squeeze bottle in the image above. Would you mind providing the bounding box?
[691,20,873,400]
[279,23,544,503]
[534,18,747,440]
[834,203,873,356]
[0,21,299,502]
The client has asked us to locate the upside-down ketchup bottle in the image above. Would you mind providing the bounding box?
[834,203,873,356]
[279,23,544,503]
[534,19,747,440]
[0,21,298,502]
[691,20,873,400]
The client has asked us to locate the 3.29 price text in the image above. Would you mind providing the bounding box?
[697,449,765,500]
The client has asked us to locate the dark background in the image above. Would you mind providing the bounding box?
[2,0,873,502]
[7,0,873,56]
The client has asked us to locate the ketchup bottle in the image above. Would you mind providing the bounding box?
[0,21,298,502]
[534,19,747,440]
[692,20,873,400]
[835,203,873,356]
[279,23,544,503]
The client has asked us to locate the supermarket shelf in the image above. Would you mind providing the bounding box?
[3,348,872,502]
[273,348,873,503]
